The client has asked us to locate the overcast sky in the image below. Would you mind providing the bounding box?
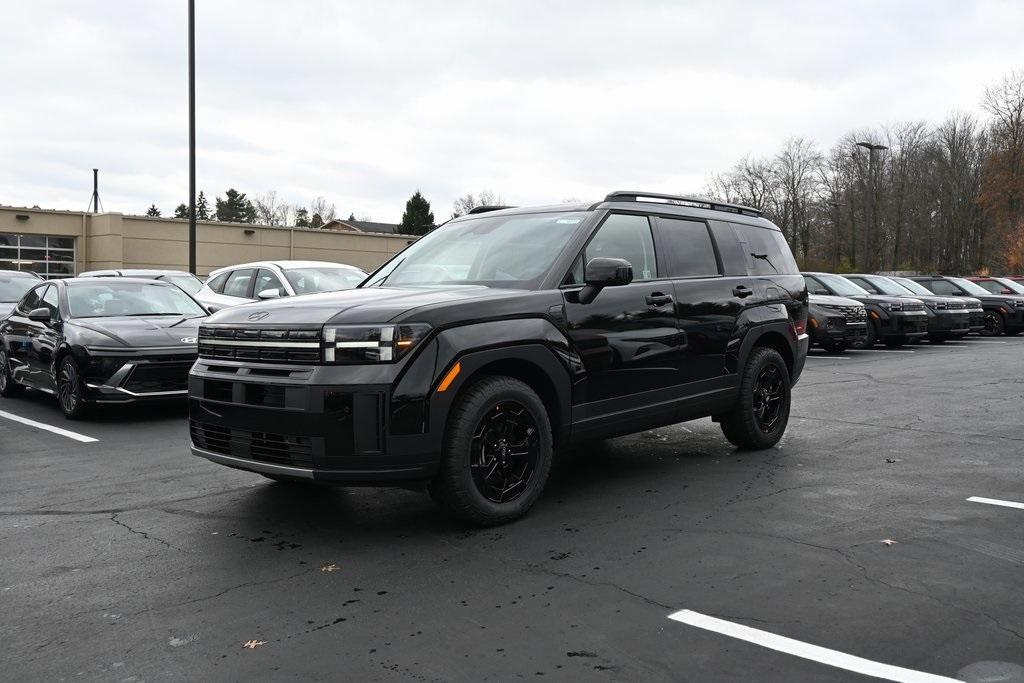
[2,1,1023,223]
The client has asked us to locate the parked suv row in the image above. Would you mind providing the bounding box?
[187,192,809,525]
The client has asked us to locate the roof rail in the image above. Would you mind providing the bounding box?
[604,191,762,217]
[467,205,516,215]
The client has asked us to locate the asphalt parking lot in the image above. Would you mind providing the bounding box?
[2,337,1023,682]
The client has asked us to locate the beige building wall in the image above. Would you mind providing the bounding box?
[0,206,415,276]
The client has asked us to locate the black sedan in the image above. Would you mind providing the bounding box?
[0,278,206,418]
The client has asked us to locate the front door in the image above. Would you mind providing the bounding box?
[7,283,46,387]
[28,284,61,390]
[562,213,683,412]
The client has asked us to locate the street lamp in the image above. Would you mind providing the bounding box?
[854,142,888,271]
[188,0,197,275]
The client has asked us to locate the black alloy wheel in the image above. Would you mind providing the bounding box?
[751,365,786,434]
[57,356,89,419]
[0,350,24,398]
[981,311,1005,337]
[469,400,540,504]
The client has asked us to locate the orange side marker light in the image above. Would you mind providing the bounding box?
[437,362,461,393]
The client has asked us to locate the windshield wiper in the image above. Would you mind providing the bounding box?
[125,312,189,316]
[751,253,778,272]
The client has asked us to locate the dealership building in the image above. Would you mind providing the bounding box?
[0,205,415,278]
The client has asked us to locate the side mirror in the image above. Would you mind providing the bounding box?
[28,307,53,323]
[813,288,829,296]
[577,257,633,304]
[1002,289,1012,295]
[206,305,220,314]
[257,288,281,300]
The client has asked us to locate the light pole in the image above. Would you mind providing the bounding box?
[188,0,197,275]
[855,141,887,271]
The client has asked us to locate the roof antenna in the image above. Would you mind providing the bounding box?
[87,168,104,213]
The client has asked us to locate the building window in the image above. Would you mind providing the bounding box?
[0,233,76,278]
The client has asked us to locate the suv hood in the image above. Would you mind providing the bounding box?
[809,294,862,307]
[68,316,204,348]
[848,294,914,306]
[204,286,530,326]
[0,302,14,319]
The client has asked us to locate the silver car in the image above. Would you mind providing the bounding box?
[194,260,367,312]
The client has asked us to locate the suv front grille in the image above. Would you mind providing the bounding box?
[902,302,926,312]
[945,301,966,310]
[190,420,314,467]
[198,326,322,364]
[836,305,866,323]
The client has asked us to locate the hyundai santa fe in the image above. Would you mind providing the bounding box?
[188,192,809,525]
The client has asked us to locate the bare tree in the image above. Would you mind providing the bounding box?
[309,197,337,226]
[253,190,292,226]
[452,190,504,218]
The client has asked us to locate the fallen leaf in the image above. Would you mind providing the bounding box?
[881,539,898,546]
[320,563,339,573]
[885,458,898,464]
[242,640,266,649]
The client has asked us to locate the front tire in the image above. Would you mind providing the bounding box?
[820,339,846,354]
[0,349,25,398]
[719,347,791,450]
[57,356,90,419]
[884,337,906,348]
[856,320,877,349]
[981,311,1006,337]
[430,376,553,526]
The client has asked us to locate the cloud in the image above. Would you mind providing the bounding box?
[2,0,1023,221]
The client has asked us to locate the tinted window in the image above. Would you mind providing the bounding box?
[284,267,366,294]
[206,272,229,293]
[254,268,286,296]
[585,214,658,280]
[974,280,1004,294]
[708,221,748,276]
[804,275,829,295]
[845,276,879,294]
[66,282,206,318]
[731,223,799,275]
[223,269,255,298]
[42,285,60,319]
[655,217,719,278]
[18,285,45,315]
[0,274,38,303]
[923,279,961,296]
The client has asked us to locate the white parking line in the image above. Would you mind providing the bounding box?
[855,349,916,353]
[806,356,850,360]
[0,409,98,443]
[967,496,1024,511]
[667,610,956,682]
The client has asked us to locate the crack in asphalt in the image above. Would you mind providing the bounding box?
[792,413,1024,443]
[0,485,256,517]
[109,513,183,553]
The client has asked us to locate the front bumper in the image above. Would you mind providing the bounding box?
[928,310,971,334]
[188,359,438,484]
[810,317,867,346]
[83,352,195,403]
[968,309,985,332]
[875,311,928,339]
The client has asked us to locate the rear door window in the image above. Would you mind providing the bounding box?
[730,223,799,275]
[223,269,255,298]
[254,268,286,296]
[653,217,720,278]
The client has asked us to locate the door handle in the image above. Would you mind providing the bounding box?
[645,293,673,306]
[733,285,753,298]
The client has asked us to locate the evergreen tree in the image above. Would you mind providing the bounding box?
[310,212,324,229]
[348,212,356,221]
[145,204,161,217]
[215,188,255,223]
[174,203,189,218]
[294,207,310,227]
[398,191,435,236]
[195,191,211,220]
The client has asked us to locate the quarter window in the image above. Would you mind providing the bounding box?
[206,271,229,293]
[655,217,719,278]
[223,269,255,298]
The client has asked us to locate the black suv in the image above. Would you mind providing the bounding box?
[844,274,971,343]
[910,276,1024,336]
[189,192,809,525]
[802,272,928,347]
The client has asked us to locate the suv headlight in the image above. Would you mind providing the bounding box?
[323,324,431,363]
[881,302,903,311]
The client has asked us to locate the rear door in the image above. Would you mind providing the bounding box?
[254,268,288,298]
[29,284,61,390]
[653,216,745,385]
[5,284,45,385]
[221,268,256,304]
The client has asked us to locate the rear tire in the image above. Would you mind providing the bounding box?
[718,347,791,450]
[1005,328,1022,337]
[0,349,25,398]
[820,339,846,354]
[928,334,947,344]
[884,337,906,348]
[57,356,91,420]
[430,376,552,526]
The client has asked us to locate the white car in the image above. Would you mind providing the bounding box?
[78,269,205,297]
[194,260,367,312]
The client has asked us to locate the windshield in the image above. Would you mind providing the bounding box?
[162,274,203,296]
[364,211,589,289]
[67,282,207,318]
[815,273,870,297]
[948,277,992,297]
[891,277,933,296]
[284,267,367,295]
[0,274,38,302]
